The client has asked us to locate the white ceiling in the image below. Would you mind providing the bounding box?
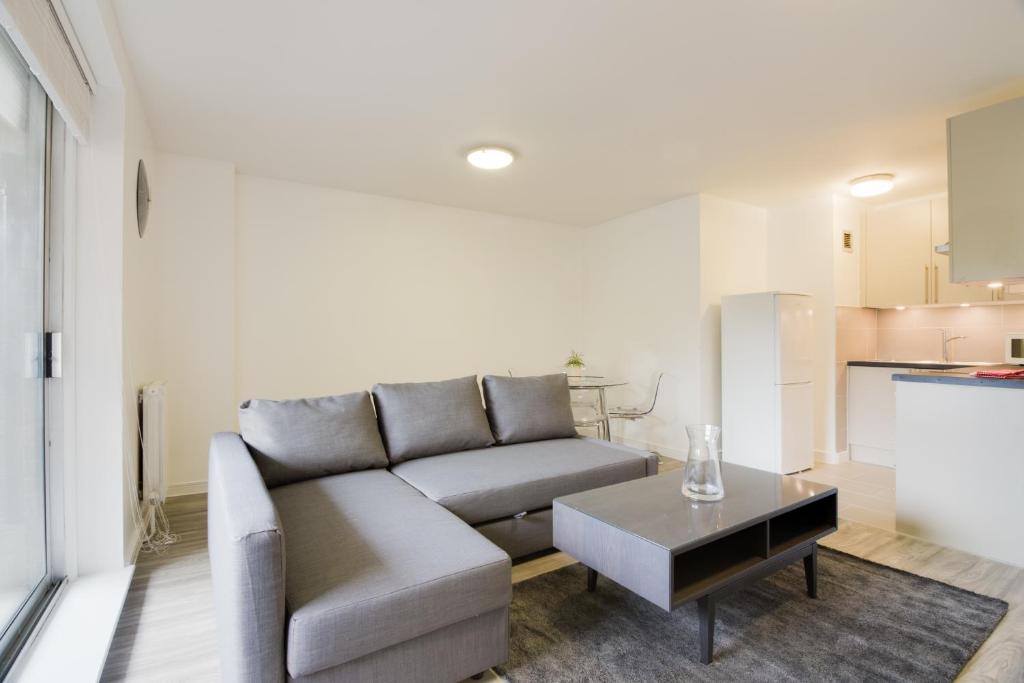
[111,0,1024,226]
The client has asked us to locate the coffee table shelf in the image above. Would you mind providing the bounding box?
[671,522,767,606]
[768,495,837,556]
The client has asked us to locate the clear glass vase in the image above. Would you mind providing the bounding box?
[683,424,724,501]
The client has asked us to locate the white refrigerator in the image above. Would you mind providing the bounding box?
[721,292,814,474]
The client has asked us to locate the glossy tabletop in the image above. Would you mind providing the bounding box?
[554,463,837,553]
[566,378,627,389]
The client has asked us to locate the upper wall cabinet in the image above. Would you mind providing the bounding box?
[864,200,930,308]
[864,195,990,308]
[948,96,1024,284]
[930,197,992,304]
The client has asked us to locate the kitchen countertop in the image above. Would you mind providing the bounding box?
[891,365,1024,389]
[847,360,1001,370]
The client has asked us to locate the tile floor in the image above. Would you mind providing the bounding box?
[791,460,895,531]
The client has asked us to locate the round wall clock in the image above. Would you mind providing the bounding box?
[137,159,151,237]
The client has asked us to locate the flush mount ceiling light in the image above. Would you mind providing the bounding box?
[849,173,895,198]
[467,146,515,170]
[895,305,907,310]
[987,281,1004,289]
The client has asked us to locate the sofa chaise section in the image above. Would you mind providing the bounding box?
[208,432,511,683]
[272,469,510,680]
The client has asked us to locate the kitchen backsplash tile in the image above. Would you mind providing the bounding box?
[836,327,877,362]
[944,327,1005,362]
[1003,304,1024,328]
[837,306,877,330]
[877,327,945,361]
[875,302,1023,363]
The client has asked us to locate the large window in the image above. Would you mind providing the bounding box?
[0,25,60,674]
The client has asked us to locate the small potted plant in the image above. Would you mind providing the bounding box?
[565,350,586,379]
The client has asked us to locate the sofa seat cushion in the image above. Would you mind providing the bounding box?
[271,470,510,678]
[390,437,653,525]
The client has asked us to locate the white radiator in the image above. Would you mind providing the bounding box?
[141,381,169,505]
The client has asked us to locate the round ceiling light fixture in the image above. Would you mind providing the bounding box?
[467,146,515,170]
[987,281,1004,289]
[849,173,895,198]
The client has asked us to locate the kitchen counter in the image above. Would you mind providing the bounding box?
[892,367,1024,389]
[847,360,1000,370]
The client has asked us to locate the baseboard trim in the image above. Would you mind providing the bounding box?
[616,435,686,461]
[815,448,851,464]
[814,448,846,465]
[168,480,207,497]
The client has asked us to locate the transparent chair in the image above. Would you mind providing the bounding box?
[608,373,664,422]
[569,377,610,440]
[573,402,610,440]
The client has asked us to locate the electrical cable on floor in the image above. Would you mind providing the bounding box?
[140,492,179,555]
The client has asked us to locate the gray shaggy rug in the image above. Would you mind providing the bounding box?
[497,549,1006,682]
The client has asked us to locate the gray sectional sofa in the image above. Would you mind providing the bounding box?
[209,373,657,682]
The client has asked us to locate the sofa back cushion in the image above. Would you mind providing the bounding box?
[482,373,578,445]
[372,375,494,464]
[239,391,388,488]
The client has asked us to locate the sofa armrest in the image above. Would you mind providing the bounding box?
[208,432,286,683]
[577,436,659,476]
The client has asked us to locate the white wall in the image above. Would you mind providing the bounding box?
[235,174,584,397]
[582,197,702,457]
[121,84,160,560]
[698,196,768,426]
[833,195,864,308]
[154,154,237,493]
[73,85,128,575]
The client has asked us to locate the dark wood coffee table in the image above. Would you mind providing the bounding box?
[553,463,838,664]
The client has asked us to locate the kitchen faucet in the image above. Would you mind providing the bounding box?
[941,329,967,362]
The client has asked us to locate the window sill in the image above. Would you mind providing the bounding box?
[9,566,134,682]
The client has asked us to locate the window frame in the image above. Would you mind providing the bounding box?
[0,77,69,681]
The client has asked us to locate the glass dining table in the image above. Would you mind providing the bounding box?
[566,376,628,441]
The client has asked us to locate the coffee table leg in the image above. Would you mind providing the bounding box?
[803,543,818,599]
[587,567,598,592]
[697,595,715,664]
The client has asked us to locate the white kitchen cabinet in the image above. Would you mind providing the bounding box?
[846,366,897,467]
[1000,285,1024,301]
[864,200,931,308]
[864,195,993,307]
[948,96,1024,284]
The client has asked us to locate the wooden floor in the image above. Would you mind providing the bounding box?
[101,458,1023,682]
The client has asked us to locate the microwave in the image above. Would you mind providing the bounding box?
[1008,332,1024,365]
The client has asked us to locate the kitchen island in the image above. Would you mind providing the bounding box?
[893,368,1024,567]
